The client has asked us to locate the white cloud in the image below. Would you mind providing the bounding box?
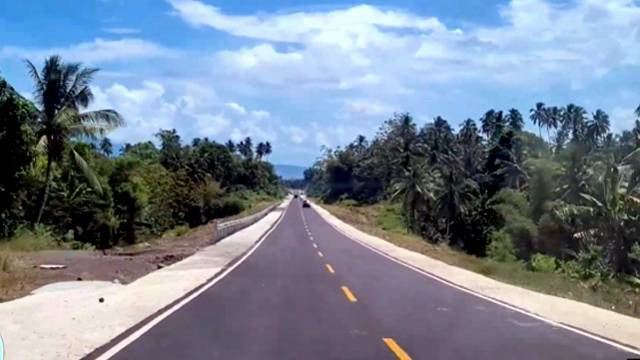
[90,81,230,144]
[0,38,177,64]
[102,27,141,35]
[251,110,270,119]
[283,125,308,144]
[225,102,246,114]
[172,0,640,93]
[342,99,393,117]
[169,1,445,45]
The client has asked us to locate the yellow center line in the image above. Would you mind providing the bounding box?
[325,264,335,274]
[313,243,318,249]
[382,338,412,360]
[318,251,324,257]
[341,286,358,303]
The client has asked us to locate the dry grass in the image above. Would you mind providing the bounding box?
[321,202,640,318]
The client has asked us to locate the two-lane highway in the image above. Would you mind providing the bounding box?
[94,199,637,359]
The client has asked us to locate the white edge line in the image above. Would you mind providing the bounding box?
[96,202,290,360]
[311,203,640,356]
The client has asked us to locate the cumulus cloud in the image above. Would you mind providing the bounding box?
[172,0,640,92]
[90,81,230,144]
[0,38,177,64]
[225,102,246,114]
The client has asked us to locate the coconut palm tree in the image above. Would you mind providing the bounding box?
[391,161,438,232]
[563,104,588,141]
[437,170,478,239]
[530,102,546,138]
[587,109,610,146]
[506,108,524,131]
[26,55,124,224]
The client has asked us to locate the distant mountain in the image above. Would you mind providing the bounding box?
[274,164,307,179]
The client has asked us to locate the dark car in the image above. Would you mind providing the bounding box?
[294,194,299,198]
[302,200,310,208]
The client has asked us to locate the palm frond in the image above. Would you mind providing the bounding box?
[71,147,103,194]
[36,135,48,153]
[78,109,124,128]
[23,59,45,106]
[579,193,603,208]
[65,67,98,107]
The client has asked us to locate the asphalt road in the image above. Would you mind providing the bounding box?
[101,200,636,360]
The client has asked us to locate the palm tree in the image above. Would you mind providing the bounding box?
[264,141,272,158]
[556,149,640,273]
[563,104,588,141]
[238,137,253,160]
[225,140,236,153]
[255,142,266,160]
[391,161,438,232]
[100,137,113,157]
[530,102,546,138]
[26,55,124,224]
[587,109,610,146]
[541,105,562,142]
[506,108,524,131]
[437,170,478,239]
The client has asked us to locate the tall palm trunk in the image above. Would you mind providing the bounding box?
[35,155,53,225]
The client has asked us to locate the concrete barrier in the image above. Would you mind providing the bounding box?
[212,204,278,244]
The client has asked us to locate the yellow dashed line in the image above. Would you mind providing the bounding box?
[382,338,412,360]
[341,286,358,303]
[325,264,335,274]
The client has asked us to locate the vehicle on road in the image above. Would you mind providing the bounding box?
[302,200,310,208]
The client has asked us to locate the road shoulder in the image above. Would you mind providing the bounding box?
[312,202,640,353]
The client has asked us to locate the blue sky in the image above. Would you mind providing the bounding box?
[1,0,640,166]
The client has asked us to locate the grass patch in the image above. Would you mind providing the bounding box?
[0,225,60,252]
[0,251,14,272]
[321,201,640,318]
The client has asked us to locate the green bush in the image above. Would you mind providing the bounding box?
[487,230,517,262]
[211,196,246,218]
[163,225,190,238]
[559,241,613,281]
[530,253,557,272]
[536,213,572,257]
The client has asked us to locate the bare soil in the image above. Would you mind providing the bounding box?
[0,223,217,302]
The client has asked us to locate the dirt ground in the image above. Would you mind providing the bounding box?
[0,222,220,302]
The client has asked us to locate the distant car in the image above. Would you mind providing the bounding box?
[294,194,298,198]
[302,200,310,208]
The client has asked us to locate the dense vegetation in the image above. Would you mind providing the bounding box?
[306,107,640,285]
[0,56,282,249]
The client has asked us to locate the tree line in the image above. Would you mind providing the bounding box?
[0,55,282,249]
[306,105,640,281]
